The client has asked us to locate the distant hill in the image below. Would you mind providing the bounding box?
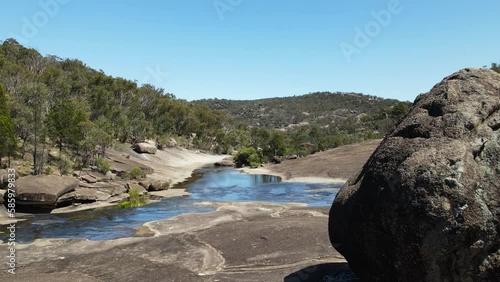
[194,92,411,130]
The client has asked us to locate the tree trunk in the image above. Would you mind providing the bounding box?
[33,110,38,175]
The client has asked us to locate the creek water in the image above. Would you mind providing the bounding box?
[0,167,340,244]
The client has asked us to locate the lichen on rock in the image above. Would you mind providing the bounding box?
[329,68,500,281]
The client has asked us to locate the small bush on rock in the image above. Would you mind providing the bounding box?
[96,157,110,174]
[119,188,147,208]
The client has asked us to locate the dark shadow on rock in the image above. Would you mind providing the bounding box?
[284,263,359,282]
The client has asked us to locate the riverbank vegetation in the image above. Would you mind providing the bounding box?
[8,38,493,173]
[118,188,148,208]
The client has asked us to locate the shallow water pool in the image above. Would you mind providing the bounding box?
[0,168,340,243]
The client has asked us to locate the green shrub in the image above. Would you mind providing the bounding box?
[45,166,54,175]
[58,157,73,175]
[119,188,148,208]
[130,167,143,180]
[96,157,110,174]
[234,147,262,168]
[118,201,133,208]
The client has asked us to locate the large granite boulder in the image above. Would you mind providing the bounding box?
[16,175,79,206]
[329,69,500,281]
[133,143,157,154]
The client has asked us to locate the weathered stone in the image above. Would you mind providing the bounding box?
[168,138,177,148]
[47,150,60,161]
[271,156,283,164]
[81,175,97,183]
[16,175,79,206]
[148,180,171,191]
[107,193,129,203]
[138,179,152,190]
[133,143,157,154]
[301,142,318,154]
[138,179,171,192]
[329,69,500,282]
[126,183,147,195]
[57,188,110,204]
[106,149,154,176]
[0,203,356,282]
[214,157,235,167]
[87,172,109,182]
[105,171,116,181]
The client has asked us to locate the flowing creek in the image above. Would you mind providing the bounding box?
[1,167,340,243]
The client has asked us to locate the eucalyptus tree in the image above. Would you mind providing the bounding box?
[0,84,16,167]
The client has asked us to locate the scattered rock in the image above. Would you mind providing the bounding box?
[16,175,79,207]
[301,142,318,154]
[133,142,158,154]
[145,140,157,147]
[138,179,152,190]
[107,193,129,203]
[57,188,110,205]
[81,174,97,183]
[48,150,61,161]
[272,156,283,164]
[168,138,177,148]
[329,68,500,282]
[215,157,235,167]
[137,179,171,193]
[105,171,116,181]
[148,180,171,191]
[135,226,155,237]
[126,183,147,195]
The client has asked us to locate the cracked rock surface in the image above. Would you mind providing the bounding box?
[329,68,500,281]
[1,202,354,282]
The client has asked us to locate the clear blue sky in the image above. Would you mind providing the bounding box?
[1,0,499,102]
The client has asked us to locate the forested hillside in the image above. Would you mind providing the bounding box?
[0,38,230,174]
[195,93,412,166]
[195,93,409,129]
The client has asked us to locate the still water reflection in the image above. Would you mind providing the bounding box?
[0,168,340,243]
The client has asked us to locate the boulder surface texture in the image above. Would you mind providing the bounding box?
[329,68,500,281]
[16,175,79,205]
[134,143,157,154]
